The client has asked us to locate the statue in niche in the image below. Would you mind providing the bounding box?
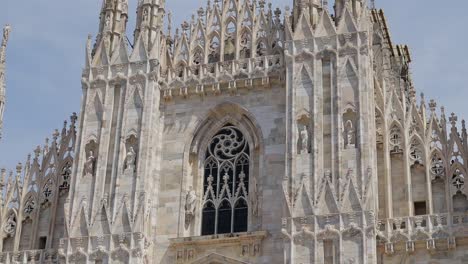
[184,187,197,226]
[143,8,149,22]
[125,147,137,172]
[345,120,356,148]
[256,42,267,57]
[224,36,235,60]
[84,151,96,176]
[4,214,16,235]
[325,170,332,183]
[105,15,111,29]
[300,126,309,154]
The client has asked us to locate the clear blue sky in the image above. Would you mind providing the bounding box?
[0,0,467,170]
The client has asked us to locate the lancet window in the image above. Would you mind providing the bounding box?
[59,162,72,192]
[23,198,36,215]
[201,125,250,235]
[389,125,403,153]
[42,179,54,205]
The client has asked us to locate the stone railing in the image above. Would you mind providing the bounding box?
[161,55,284,99]
[377,213,468,254]
[56,232,150,262]
[0,249,57,263]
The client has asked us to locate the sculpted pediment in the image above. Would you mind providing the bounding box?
[170,231,266,263]
[191,253,249,264]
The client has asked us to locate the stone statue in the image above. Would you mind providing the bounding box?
[143,9,149,22]
[184,187,197,226]
[105,15,111,29]
[4,214,16,235]
[2,25,11,47]
[86,34,92,53]
[1,25,11,64]
[121,0,128,13]
[345,121,355,148]
[125,147,137,171]
[300,126,309,153]
[84,151,96,176]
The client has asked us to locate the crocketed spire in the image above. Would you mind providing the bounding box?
[0,25,11,141]
[95,0,129,55]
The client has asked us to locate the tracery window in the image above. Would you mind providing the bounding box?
[42,179,54,205]
[24,198,35,215]
[430,154,445,179]
[59,163,72,192]
[201,125,250,235]
[452,169,465,192]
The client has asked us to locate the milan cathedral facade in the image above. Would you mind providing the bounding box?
[0,0,467,263]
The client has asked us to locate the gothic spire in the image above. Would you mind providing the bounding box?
[0,24,11,141]
[95,0,129,56]
[334,0,366,20]
[293,0,323,28]
[134,0,166,57]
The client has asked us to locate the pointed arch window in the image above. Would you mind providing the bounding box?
[201,125,250,235]
[430,154,445,179]
[59,162,72,193]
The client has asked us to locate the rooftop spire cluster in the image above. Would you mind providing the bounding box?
[0,24,12,141]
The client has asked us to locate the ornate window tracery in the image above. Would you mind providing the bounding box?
[24,198,35,215]
[201,125,250,235]
[452,169,465,192]
[430,154,445,179]
[59,163,72,193]
[42,179,54,205]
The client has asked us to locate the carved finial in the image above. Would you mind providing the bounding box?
[43,137,50,154]
[191,13,195,25]
[420,92,425,104]
[0,168,6,186]
[62,120,68,136]
[450,113,458,126]
[285,6,291,17]
[259,0,266,9]
[181,21,190,34]
[197,7,205,18]
[15,163,22,179]
[70,112,78,126]
[206,0,212,13]
[274,8,282,18]
[429,99,437,112]
[167,11,172,36]
[53,129,60,141]
[7,170,13,185]
[25,154,31,167]
[34,146,41,159]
